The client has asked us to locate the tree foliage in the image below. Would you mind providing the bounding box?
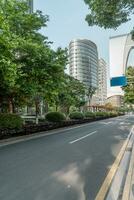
[0,0,67,113]
[55,74,87,113]
[123,66,134,104]
[0,0,86,115]
[84,0,134,30]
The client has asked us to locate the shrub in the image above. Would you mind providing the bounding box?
[106,112,111,117]
[95,112,108,117]
[111,112,118,117]
[45,112,66,122]
[0,113,23,129]
[117,111,124,116]
[108,112,113,117]
[69,112,84,120]
[39,118,46,123]
[84,112,96,119]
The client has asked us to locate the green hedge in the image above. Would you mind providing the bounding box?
[95,112,107,117]
[84,112,96,119]
[0,113,23,129]
[69,112,84,120]
[45,112,66,122]
[117,111,124,116]
[110,112,118,117]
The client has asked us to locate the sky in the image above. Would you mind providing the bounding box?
[34,0,134,65]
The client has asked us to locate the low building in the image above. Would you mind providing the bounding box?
[106,95,124,108]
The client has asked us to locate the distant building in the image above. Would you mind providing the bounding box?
[91,58,107,106]
[28,0,33,13]
[69,39,98,89]
[97,58,107,105]
[90,94,99,106]
[106,95,124,108]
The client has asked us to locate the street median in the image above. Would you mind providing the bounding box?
[0,114,121,140]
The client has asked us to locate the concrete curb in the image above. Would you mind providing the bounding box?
[122,126,134,200]
[106,126,134,200]
[95,125,134,200]
[129,154,134,200]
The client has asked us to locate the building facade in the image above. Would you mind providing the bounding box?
[90,58,107,105]
[28,0,33,13]
[106,95,124,108]
[97,58,107,105]
[69,39,98,89]
[109,34,134,96]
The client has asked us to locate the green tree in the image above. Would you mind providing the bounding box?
[55,75,86,113]
[84,0,134,31]
[0,0,67,113]
[86,87,96,105]
[123,66,134,104]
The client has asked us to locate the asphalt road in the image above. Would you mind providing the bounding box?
[0,115,134,200]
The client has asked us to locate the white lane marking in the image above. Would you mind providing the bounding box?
[115,119,124,121]
[120,122,130,125]
[69,131,97,144]
[99,122,113,125]
[107,122,113,124]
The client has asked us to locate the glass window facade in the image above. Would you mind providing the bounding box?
[69,39,98,89]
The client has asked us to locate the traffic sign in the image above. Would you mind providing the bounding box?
[110,76,127,87]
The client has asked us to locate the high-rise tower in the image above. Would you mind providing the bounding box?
[97,58,107,105]
[69,39,98,89]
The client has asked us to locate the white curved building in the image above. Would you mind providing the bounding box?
[69,39,98,89]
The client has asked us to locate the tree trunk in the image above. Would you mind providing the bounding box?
[0,97,3,113]
[44,102,49,113]
[55,104,58,112]
[35,101,40,124]
[13,102,16,113]
[67,106,70,114]
[8,97,13,113]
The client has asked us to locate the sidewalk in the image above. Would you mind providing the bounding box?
[105,125,134,200]
[122,126,134,200]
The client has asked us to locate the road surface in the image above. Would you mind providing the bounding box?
[0,115,134,200]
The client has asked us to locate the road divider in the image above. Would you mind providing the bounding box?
[0,119,111,147]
